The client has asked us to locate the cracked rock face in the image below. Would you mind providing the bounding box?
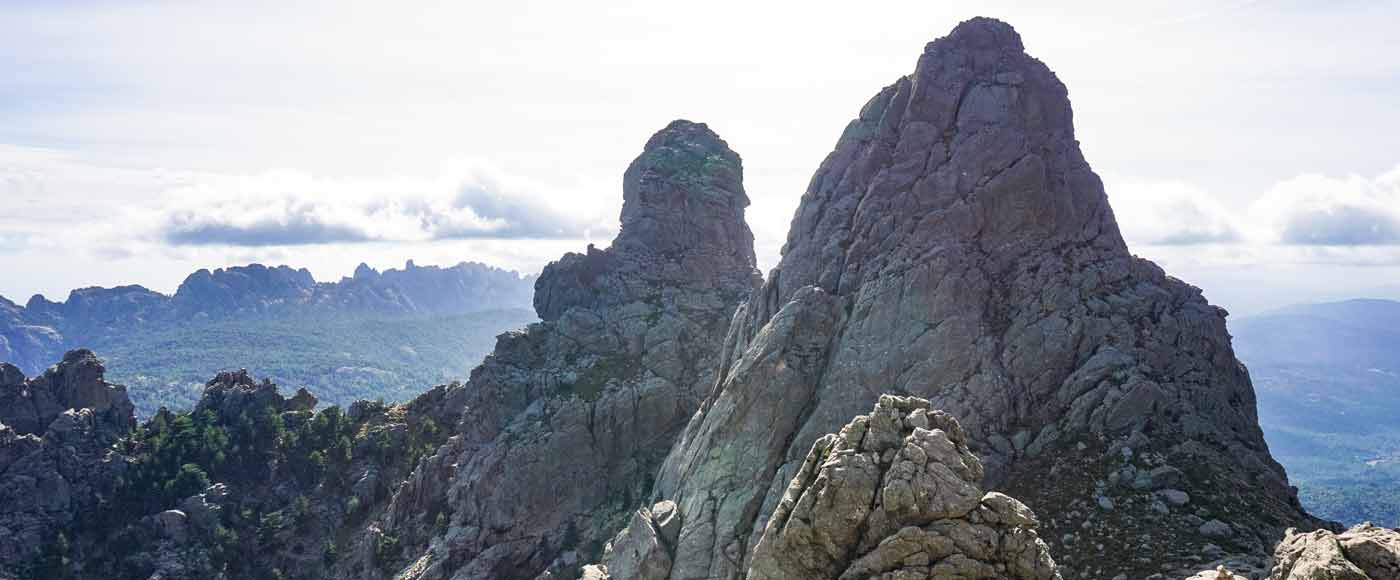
[358,120,760,580]
[747,396,1060,580]
[1267,524,1400,580]
[645,17,1319,580]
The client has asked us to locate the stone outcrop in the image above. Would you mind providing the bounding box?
[585,500,683,580]
[587,396,1060,580]
[0,350,135,576]
[747,396,1059,580]
[637,17,1320,580]
[350,120,760,580]
[0,349,135,438]
[1267,523,1400,580]
[194,368,319,422]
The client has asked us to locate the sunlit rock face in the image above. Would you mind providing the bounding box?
[1266,523,1400,580]
[587,396,1062,580]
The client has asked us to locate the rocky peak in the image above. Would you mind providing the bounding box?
[173,264,318,313]
[643,17,1319,580]
[534,120,759,321]
[194,368,317,423]
[617,120,751,256]
[776,16,1118,300]
[352,262,379,280]
[0,348,134,439]
[356,121,761,580]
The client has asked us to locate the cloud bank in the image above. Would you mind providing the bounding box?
[159,168,611,247]
[1108,165,1400,253]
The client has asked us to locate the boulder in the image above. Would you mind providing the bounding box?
[1270,523,1400,580]
[745,396,1060,580]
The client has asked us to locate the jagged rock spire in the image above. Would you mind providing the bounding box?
[775,16,1121,301]
[534,120,759,321]
[647,17,1321,580]
[360,120,760,580]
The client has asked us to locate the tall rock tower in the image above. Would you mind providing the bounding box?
[368,120,761,580]
[646,18,1322,580]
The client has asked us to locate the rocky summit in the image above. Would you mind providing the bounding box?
[629,16,1322,580]
[0,16,1350,580]
[341,119,761,580]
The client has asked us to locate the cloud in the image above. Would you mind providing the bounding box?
[156,167,611,247]
[1252,169,1400,246]
[165,202,374,246]
[1104,178,1242,246]
[1109,166,1400,251]
[0,232,26,252]
[1278,205,1400,245]
[430,183,589,239]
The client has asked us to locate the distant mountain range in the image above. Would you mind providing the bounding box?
[0,261,538,414]
[1232,298,1400,526]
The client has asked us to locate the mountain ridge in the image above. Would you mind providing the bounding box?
[1,259,536,378]
[0,16,1373,580]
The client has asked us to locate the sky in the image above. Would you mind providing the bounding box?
[3,0,1400,316]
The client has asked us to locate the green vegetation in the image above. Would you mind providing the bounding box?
[81,393,453,579]
[1265,423,1400,527]
[88,309,535,416]
[1233,300,1400,527]
[559,354,641,402]
[645,146,726,185]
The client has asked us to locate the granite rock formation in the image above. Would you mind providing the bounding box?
[586,396,1060,580]
[0,350,135,575]
[1267,523,1400,580]
[346,120,761,580]
[634,17,1320,580]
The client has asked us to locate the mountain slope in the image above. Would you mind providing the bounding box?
[1233,298,1400,526]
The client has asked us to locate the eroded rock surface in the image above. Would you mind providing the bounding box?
[642,17,1321,580]
[747,396,1059,580]
[355,120,761,580]
[1267,523,1400,580]
[0,349,135,438]
[586,396,1060,580]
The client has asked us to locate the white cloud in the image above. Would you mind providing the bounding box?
[159,167,614,246]
[1249,169,1400,246]
[1104,177,1241,246]
[1109,165,1400,253]
[0,147,617,300]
